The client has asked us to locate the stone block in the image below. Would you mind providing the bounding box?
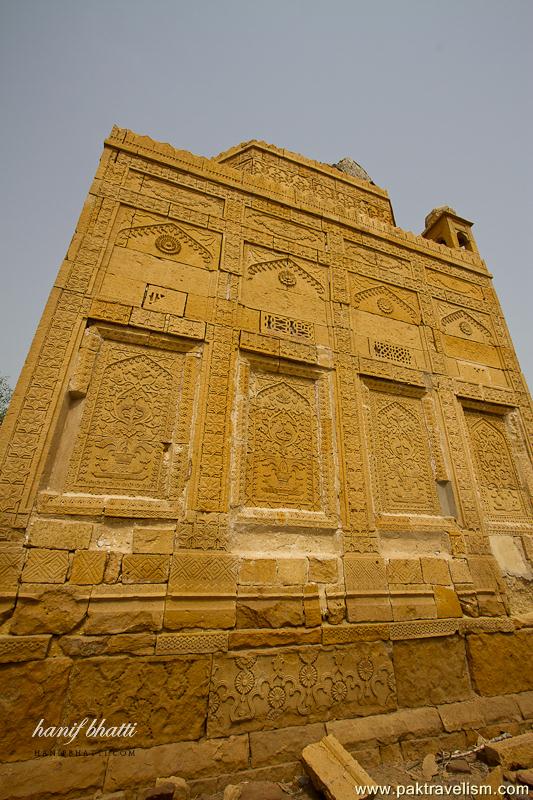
[58,633,155,657]
[484,732,533,769]
[276,558,307,585]
[0,658,72,761]
[104,735,249,791]
[249,724,327,771]
[0,551,23,589]
[0,754,106,800]
[164,597,236,630]
[239,559,277,584]
[467,631,533,695]
[236,597,304,628]
[133,527,175,554]
[0,634,50,663]
[122,553,170,583]
[328,707,442,749]
[344,555,388,591]
[449,559,473,584]
[434,586,462,618]
[22,548,69,583]
[513,691,533,720]
[65,655,211,749]
[346,596,392,623]
[387,558,423,585]
[70,550,107,584]
[390,593,437,621]
[27,519,93,550]
[441,695,521,735]
[490,535,531,578]
[10,585,89,634]
[168,552,238,594]
[86,586,165,634]
[229,627,321,649]
[421,557,451,585]
[393,635,473,707]
[302,734,377,799]
[304,585,322,627]
[309,558,338,583]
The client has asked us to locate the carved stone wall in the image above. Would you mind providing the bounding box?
[0,128,531,798]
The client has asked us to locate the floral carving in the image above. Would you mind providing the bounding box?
[465,411,525,518]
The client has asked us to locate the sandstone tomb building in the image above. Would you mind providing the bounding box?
[0,128,531,797]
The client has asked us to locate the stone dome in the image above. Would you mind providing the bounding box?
[424,205,458,229]
[332,157,372,183]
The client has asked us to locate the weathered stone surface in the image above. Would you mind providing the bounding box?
[155,776,190,799]
[308,557,338,583]
[164,597,236,630]
[393,635,473,706]
[208,643,396,737]
[0,634,50,663]
[86,586,165,634]
[0,754,106,800]
[438,695,521,732]
[239,559,277,584]
[302,734,377,800]
[484,733,533,769]
[64,656,210,749]
[327,707,442,748]
[58,632,155,657]
[229,627,320,649]
[27,518,93,550]
[104,735,249,790]
[236,597,304,628]
[0,658,72,760]
[133,527,175,554]
[467,631,533,695]
[434,585,462,618]
[10,585,89,634]
[250,722,326,767]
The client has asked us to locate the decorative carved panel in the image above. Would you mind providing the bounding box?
[234,358,336,522]
[64,329,197,504]
[465,410,527,521]
[366,383,440,516]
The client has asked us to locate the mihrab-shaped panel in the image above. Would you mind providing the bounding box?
[64,333,196,501]
[465,409,528,521]
[234,357,337,523]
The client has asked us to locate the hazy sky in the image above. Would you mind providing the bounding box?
[1,0,531,391]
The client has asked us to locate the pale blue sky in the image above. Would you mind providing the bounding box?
[1,0,531,389]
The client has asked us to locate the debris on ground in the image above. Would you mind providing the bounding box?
[301,734,377,800]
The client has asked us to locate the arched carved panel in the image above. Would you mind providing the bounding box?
[367,385,440,516]
[65,336,191,499]
[465,411,526,519]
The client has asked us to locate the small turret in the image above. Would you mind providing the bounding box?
[422,206,478,254]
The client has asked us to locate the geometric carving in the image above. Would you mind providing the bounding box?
[344,556,388,591]
[0,635,50,663]
[121,554,170,584]
[0,552,23,589]
[70,551,107,585]
[156,631,228,654]
[21,549,69,583]
[465,411,526,519]
[387,559,424,585]
[168,552,238,595]
[367,386,440,515]
[373,340,413,366]
[260,311,314,341]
